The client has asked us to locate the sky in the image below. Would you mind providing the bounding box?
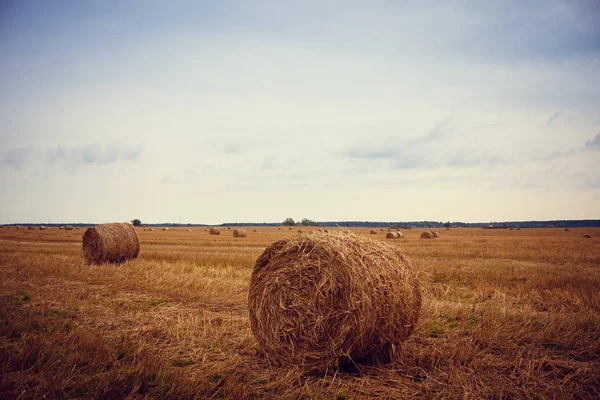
[0,0,599,225]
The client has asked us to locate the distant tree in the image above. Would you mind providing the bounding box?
[443,221,451,228]
[131,219,142,227]
[283,218,295,226]
[301,218,318,226]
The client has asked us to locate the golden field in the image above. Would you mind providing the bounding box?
[0,226,599,399]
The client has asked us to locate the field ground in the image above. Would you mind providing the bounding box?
[1,226,599,399]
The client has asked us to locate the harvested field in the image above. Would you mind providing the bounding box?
[0,227,599,399]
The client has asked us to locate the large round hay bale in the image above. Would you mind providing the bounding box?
[248,231,421,371]
[420,231,433,239]
[233,229,247,237]
[82,223,140,264]
[431,231,439,238]
[369,229,377,234]
[583,234,592,239]
[209,227,220,235]
[386,231,399,239]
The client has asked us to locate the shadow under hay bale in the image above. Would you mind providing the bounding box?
[583,234,592,239]
[82,223,140,265]
[420,231,434,239]
[248,231,421,372]
[209,227,220,235]
[233,229,247,237]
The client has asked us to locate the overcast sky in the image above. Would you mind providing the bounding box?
[1,1,599,224]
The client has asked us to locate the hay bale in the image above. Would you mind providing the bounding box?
[420,231,433,239]
[380,228,384,231]
[233,229,247,237]
[446,227,450,231]
[297,229,304,233]
[28,226,35,230]
[64,225,74,230]
[369,229,377,234]
[186,229,192,231]
[289,227,293,230]
[583,234,592,238]
[209,227,221,235]
[162,227,169,231]
[517,228,521,231]
[82,223,140,265]
[253,229,259,233]
[148,228,154,231]
[564,228,570,232]
[323,229,329,233]
[431,231,439,238]
[386,232,398,239]
[248,231,421,371]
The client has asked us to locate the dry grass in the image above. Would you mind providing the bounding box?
[0,227,599,399]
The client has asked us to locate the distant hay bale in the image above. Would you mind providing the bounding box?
[233,229,247,237]
[148,228,154,231]
[186,229,192,231]
[39,226,48,230]
[431,231,439,238]
[420,231,433,239]
[386,231,403,239]
[583,234,592,238]
[226,227,231,230]
[162,227,169,231]
[253,229,259,232]
[209,227,221,235]
[380,228,384,231]
[64,225,73,230]
[289,227,293,230]
[248,231,421,371]
[517,228,521,231]
[370,229,377,234]
[28,226,35,230]
[323,229,329,233]
[297,229,304,233]
[82,223,140,265]
[446,227,450,230]
[564,228,570,232]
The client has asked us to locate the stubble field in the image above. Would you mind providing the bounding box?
[1,226,599,399]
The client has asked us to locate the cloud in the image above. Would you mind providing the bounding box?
[425,118,451,140]
[545,111,560,125]
[535,133,600,161]
[47,143,143,167]
[584,134,600,150]
[0,148,28,169]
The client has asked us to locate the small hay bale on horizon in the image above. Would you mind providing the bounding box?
[564,228,570,232]
[209,227,221,235]
[82,223,140,265]
[386,231,399,239]
[420,231,434,239]
[28,226,35,230]
[233,229,247,237]
[64,225,73,230]
[162,227,169,231]
[370,229,377,234]
[248,231,421,371]
[583,234,592,238]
